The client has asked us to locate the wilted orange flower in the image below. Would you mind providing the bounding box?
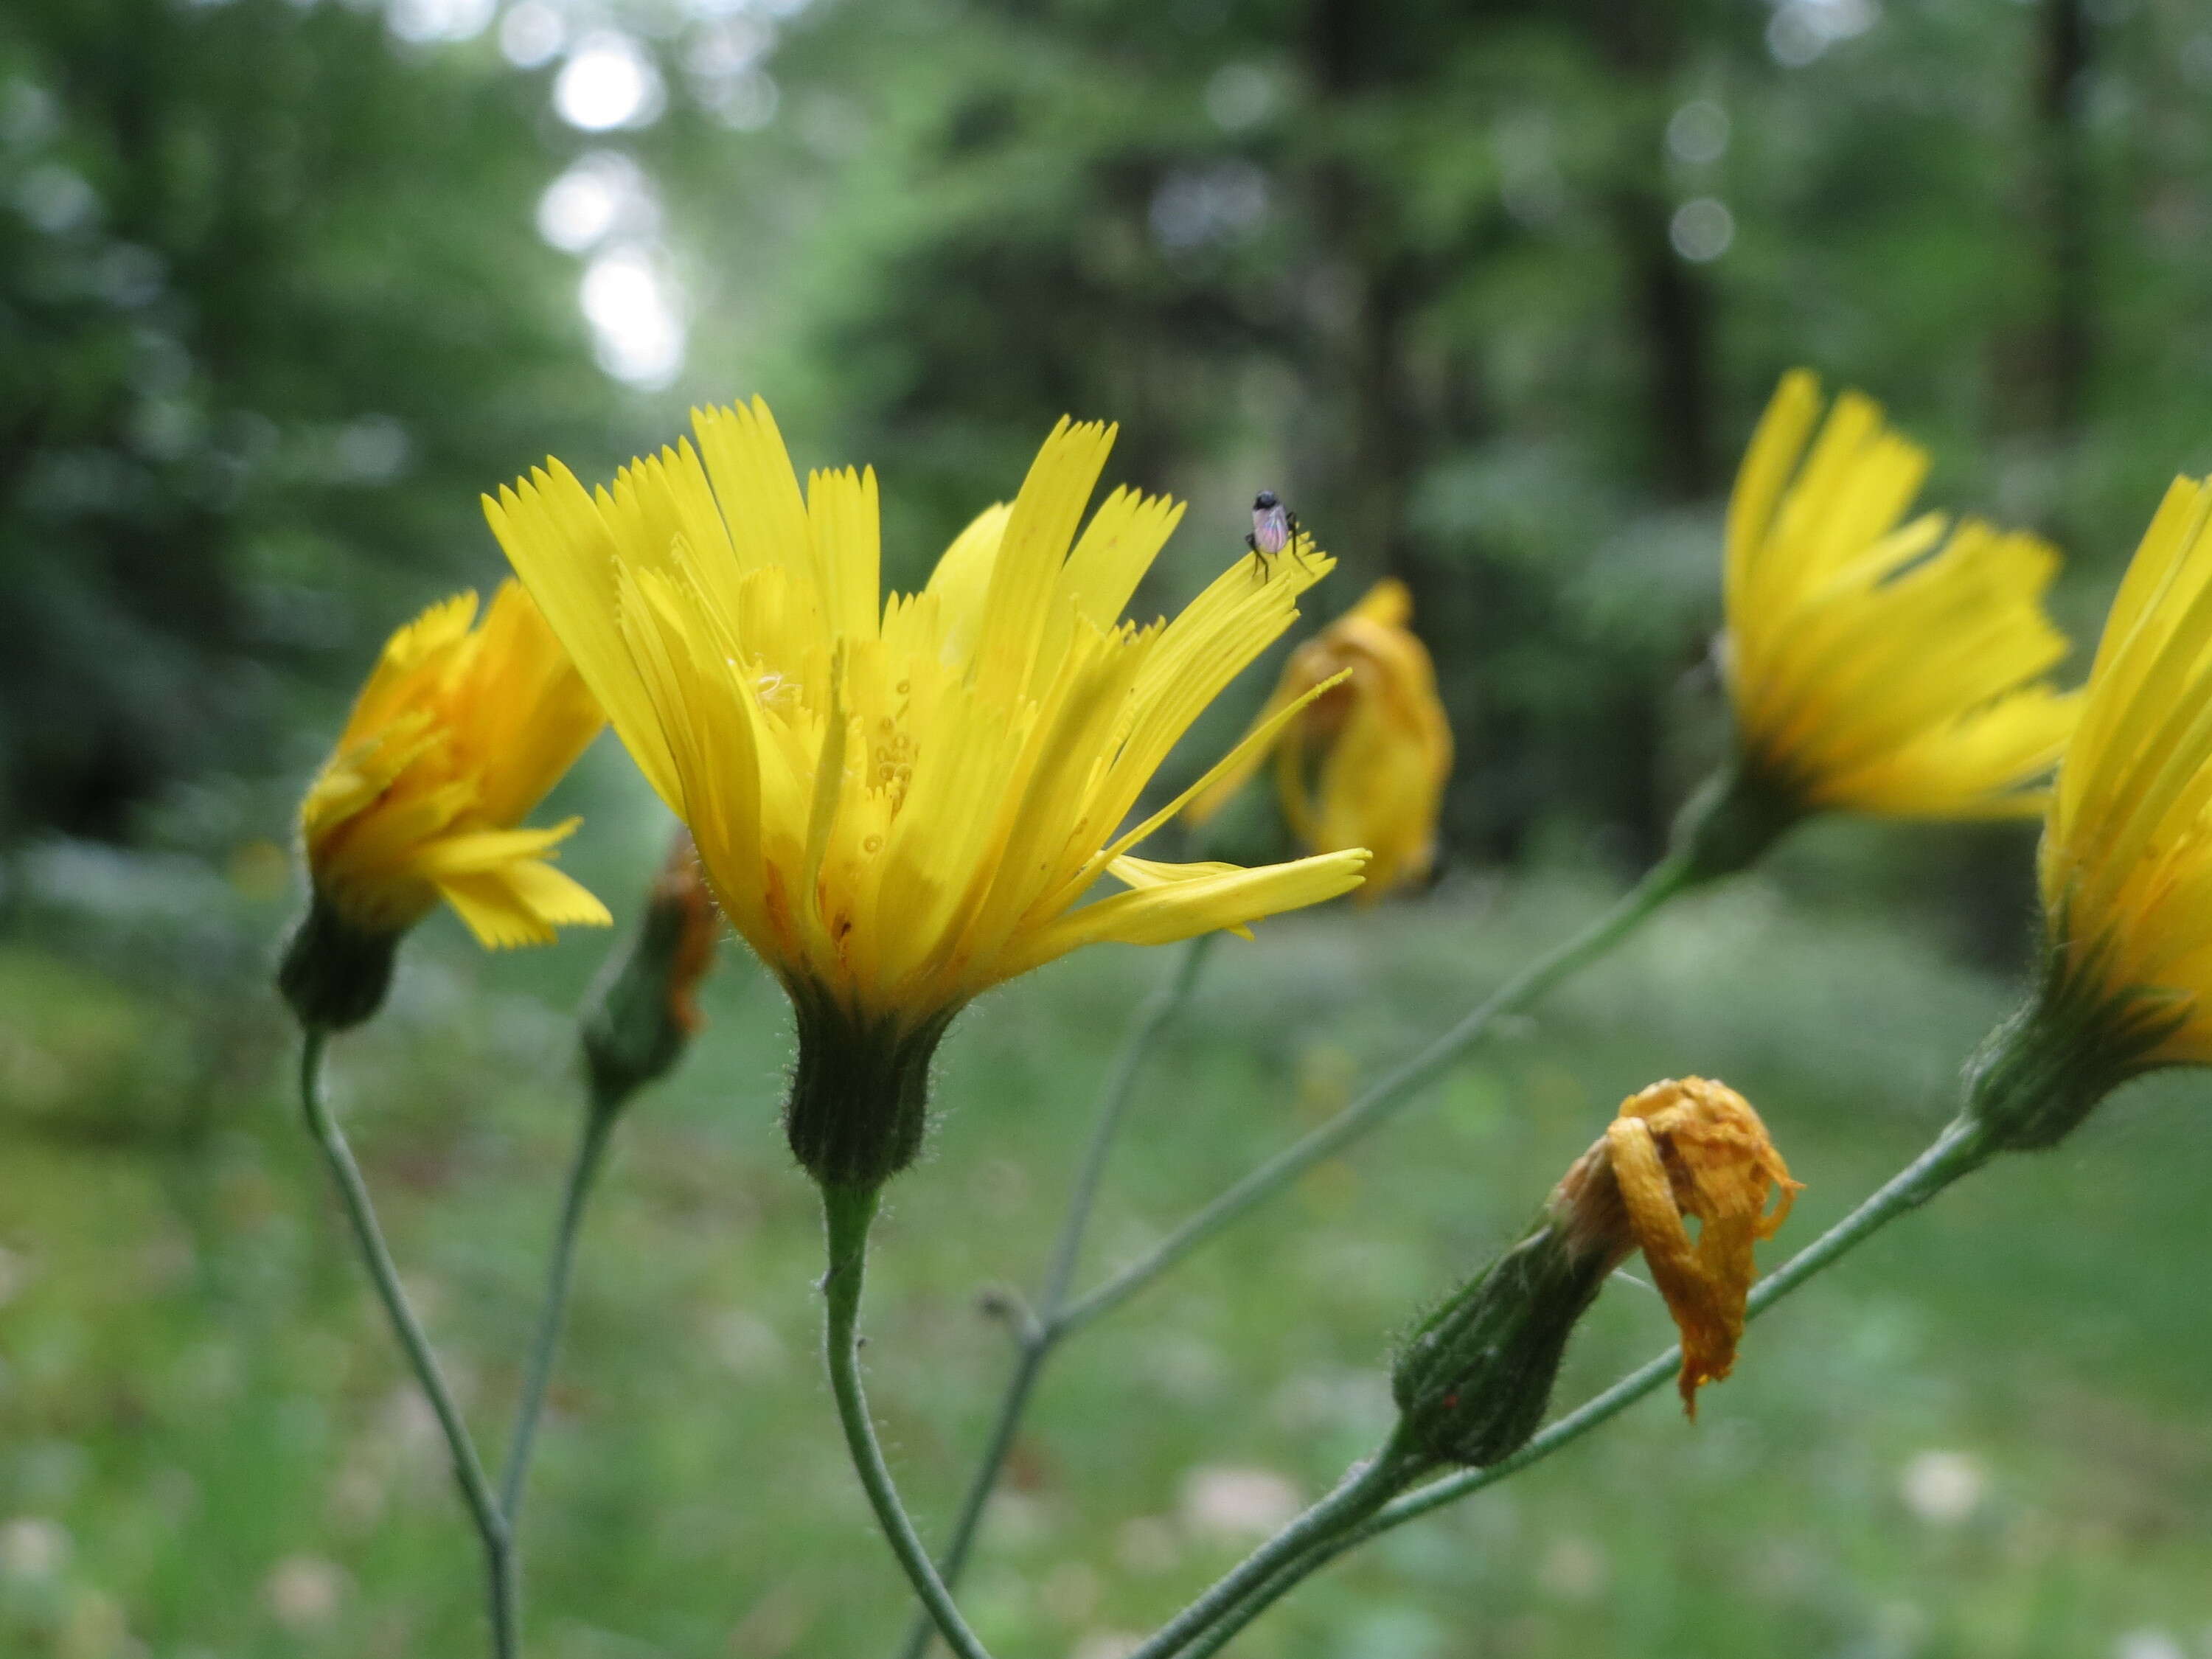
[1555,1077,1801,1413]
[1186,577,1452,900]
[579,827,726,1106]
[654,828,721,1037]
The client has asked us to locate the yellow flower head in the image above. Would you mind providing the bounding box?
[485,403,1368,1183]
[1185,577,1452,902]
[280,581,608,1032]
[1721,371,2079,824]
[299,581,609,948]
[1555,1077,1800,1413]
[2033,476,2212,1071]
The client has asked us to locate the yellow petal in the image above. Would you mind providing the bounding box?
[488,403,1367,1026]
[1108,855,1256,939]
[299,585,607,950]
[999,848,1368,979]
[1724,372,2079,823]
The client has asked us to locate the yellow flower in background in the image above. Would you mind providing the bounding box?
[1555,1077,1799,1413]
[1185,578,1451,902]
[281,582,608,1031]
[1721,371,2079,822]
[2031,477,2212,1070]
[487,403,1368,1183]
[299,582,609,948]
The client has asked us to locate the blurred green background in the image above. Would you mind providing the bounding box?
[5,0,2212,1655]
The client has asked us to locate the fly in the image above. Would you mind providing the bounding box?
[1245,490,1310,580]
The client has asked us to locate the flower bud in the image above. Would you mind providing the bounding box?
[1391,1214,1617,1468]
[580,830,724,1111]
[1668,762,1804,888]
[1961,950,2178,1152]
[1394,1078,1799,1466]
[278,893,402,1032]
[783,992,955,1192]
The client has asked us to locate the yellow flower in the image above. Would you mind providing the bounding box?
[2028,477,2212,1074]
[299,582,609,947]
[1185,577,1452,901]
[486,403,1368,1183]
[1720,371,2079,824]
[280,582,608,1031]
[1555,1078,1799,1413]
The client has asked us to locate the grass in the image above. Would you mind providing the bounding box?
[4,832,2211,1659]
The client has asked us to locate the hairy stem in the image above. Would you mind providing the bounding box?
[500,1092,619,1521]
[1122,1428,1423,1659]
[897,936,1217,1659]
[821,1183,997,1659]
[1058,857,1693,1335]
[298,1031,516,1659]
[1044,933,1220,1314]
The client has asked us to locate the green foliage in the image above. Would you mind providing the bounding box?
[0,0,608,841]
[12,0,2212,928]
[7,6,2212,1655]
[662,0,2212,878]
[6,877,2211,1656]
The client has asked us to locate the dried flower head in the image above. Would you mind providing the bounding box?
[1554,1077,1801,1412]
[654,828,720,1037]
[580,827,726,1107]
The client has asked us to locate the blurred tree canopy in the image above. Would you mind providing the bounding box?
[0,0,608,843]
[707,0,2212,869]
[8,0,2212,906]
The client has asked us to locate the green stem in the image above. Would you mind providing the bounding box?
[1043,933,1220,1314]
[500,1091,619,1521]
[895,936,1218,1659]
[1057,856,1693,1337]
[1122,1427,1424,1659]
[1171,1116,1997,1650]
[889,1340,1049,1659]
[298,1030,517,1659]
[1170,1549,1327,1659]
[821,1183,997,1659]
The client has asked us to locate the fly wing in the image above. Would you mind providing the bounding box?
[1251,501,1290,556]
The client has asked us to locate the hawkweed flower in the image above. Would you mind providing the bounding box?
[279,582,609,1030]
[580,827,724,1111]
[1968,479,2212,1149]
[1677,371,2080,880]
[1185,577,1452,901]
[1395,1077,1796,1464]
[487,403,1369,1189]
